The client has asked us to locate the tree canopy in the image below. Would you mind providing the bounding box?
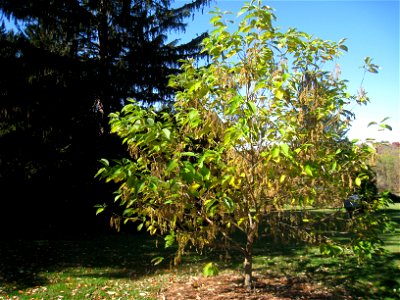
[97,1,394,288]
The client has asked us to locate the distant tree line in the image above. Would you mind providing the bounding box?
[374,142,400,198]
[0,0,211,237]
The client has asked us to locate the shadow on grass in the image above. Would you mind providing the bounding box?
[251,207,400,299]
[1,207,398,298]
[385,206,400,222]
[0,232,175,292]
[297,252,400,299]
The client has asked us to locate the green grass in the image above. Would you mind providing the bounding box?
[0,234,175,299]
[1,205,399,299]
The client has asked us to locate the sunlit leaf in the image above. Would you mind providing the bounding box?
[203,262,219,277]
[95,206,105,215]
[151,256,164,266]
[275,89,284,99]
[380,124,392,131]
[280,144,289,157]
[304,165,313,176]
[272,147,280,158]
[279,174,286,183]
[246,101,257,114]
[164,232,176,248]
[162,128,171,140]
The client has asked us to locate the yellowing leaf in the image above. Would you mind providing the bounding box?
[279,174,286,183]
[189,183,201,193]
[275,89,284,99]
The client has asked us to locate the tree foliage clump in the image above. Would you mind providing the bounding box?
[97,1,393,287]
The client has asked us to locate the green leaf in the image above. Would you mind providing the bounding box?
[162,128,171,140]
[136,181,145,193]
[210,15,222,25]
[355,177,362,186]
[272,147,280,158]
[167,159,179,172]
[203,262,219,277]
[151,256,164,266]
[226,95,243,114]
[246,101,257,114]
[95,206,105,215]
[99,158,109,167]
[237,6,249,17]
[200,166,211,180]
[254,80,267,92]
[181,152,196,157]
[188,109,199,121]
[94,168,106,178]
[280,144,289,157]
[379,123,392,131]
[368,67,378,74]
[147,117,154,125]
[223,196,234,212]
[164,232,176,248]
[380,116,390,123]
[304,165,313,177]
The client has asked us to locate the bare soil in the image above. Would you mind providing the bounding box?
[159,272,352,300]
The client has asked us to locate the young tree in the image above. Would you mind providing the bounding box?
[97,1,392,288]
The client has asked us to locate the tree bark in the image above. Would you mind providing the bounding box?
[244,248,253,289]
[243,222,257,289]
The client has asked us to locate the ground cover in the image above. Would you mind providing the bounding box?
[0,206,398,299]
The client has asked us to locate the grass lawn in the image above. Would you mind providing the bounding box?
[0,205,399,299]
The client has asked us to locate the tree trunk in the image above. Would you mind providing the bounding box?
[243,222,257,289]
[244,249,253,289]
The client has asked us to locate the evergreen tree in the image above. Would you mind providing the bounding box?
[0,0,211,236]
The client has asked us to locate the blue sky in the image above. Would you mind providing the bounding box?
[173,0,399,143]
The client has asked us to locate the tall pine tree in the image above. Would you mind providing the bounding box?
[0,0,211,237]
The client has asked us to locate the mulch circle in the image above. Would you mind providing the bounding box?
[159,273,350,299]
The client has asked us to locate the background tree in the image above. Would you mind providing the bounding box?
[374,143,400,196]
[0,0,211,236]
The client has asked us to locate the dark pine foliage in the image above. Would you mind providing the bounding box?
[0,0,211,237]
